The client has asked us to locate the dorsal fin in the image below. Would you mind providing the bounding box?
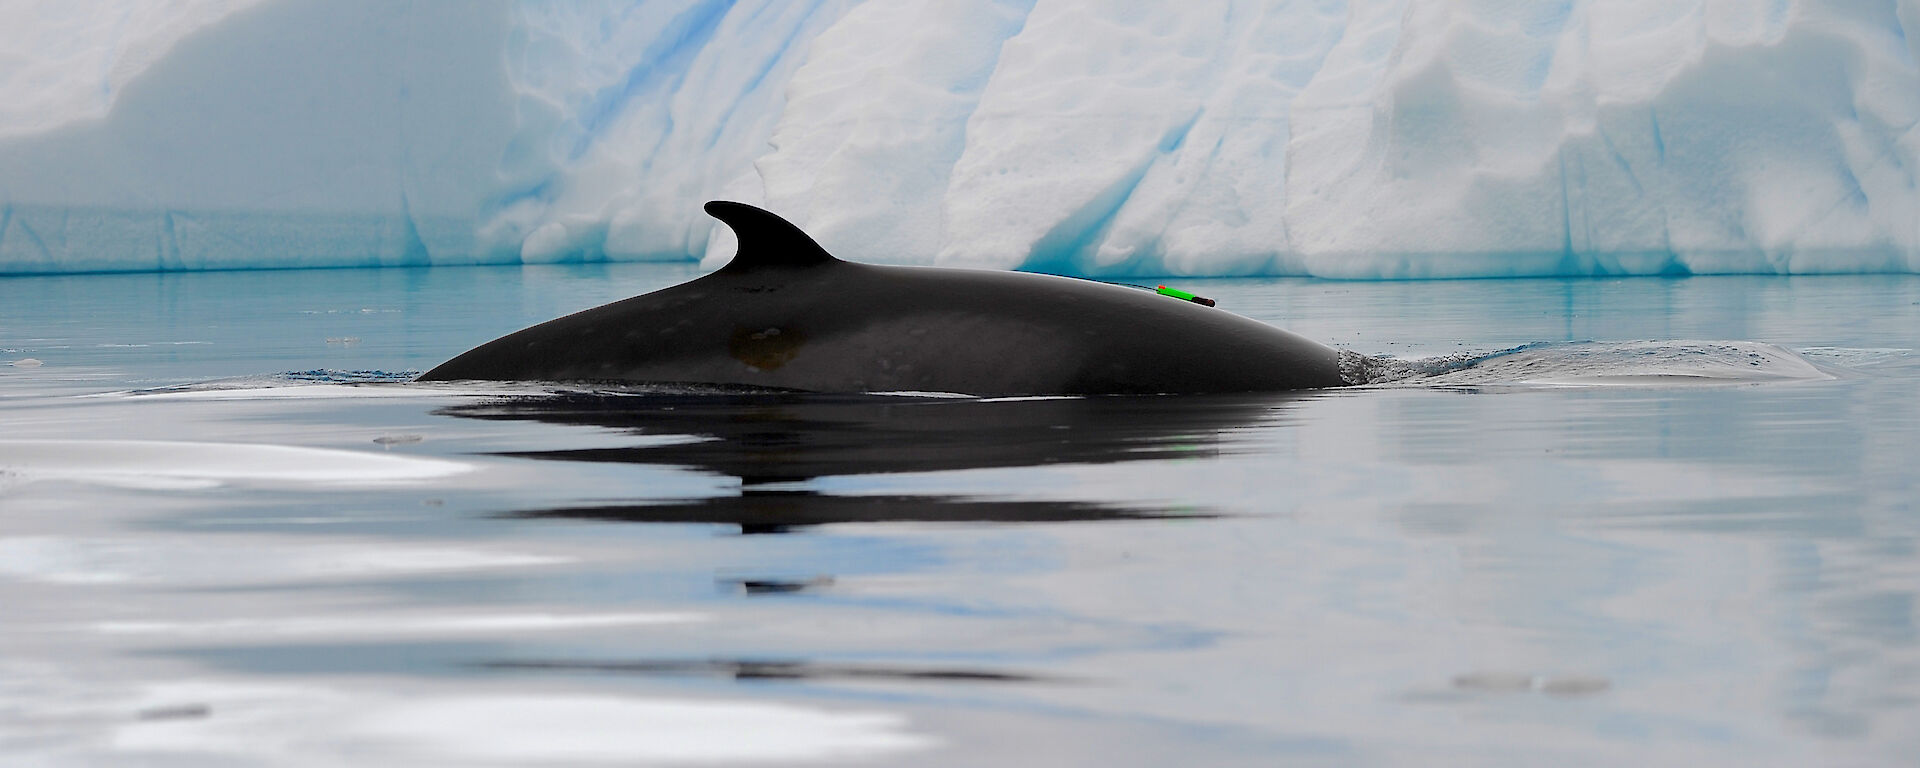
[706,201,840,273]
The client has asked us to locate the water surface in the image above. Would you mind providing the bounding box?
[2,266,1916,766]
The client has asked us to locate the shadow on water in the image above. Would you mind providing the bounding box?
[479,658,1066,684]
[436,391,1303,531]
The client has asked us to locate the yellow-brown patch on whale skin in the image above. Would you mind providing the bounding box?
[729,325,806,370]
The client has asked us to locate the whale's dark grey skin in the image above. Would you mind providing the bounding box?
[418,202,1347,394]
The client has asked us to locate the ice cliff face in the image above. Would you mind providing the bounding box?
[1283,0,1920,277]
[2,0,1916,276]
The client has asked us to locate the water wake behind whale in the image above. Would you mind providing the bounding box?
[1345,340,1834,388]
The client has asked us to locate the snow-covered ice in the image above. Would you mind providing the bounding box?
[2,0,1916,276]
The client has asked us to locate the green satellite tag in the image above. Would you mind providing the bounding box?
[1156,285,1216,307]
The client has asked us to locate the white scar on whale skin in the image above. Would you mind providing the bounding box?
[0,439,471,490]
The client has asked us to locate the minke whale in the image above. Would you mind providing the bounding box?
[419,202,1347,394]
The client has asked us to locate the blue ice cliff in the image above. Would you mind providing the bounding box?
[1,0,1916,277]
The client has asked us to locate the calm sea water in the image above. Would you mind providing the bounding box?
[2,265,1916,766]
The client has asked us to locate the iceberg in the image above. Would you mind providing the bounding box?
[1,0,1916,277]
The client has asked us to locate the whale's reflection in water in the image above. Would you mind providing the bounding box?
[511,490,1200,535]
[438,391,1304,532]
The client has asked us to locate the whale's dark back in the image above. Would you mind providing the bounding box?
[418,203,1345,394]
